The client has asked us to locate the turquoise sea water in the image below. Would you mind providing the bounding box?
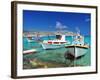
[23,36,91,69]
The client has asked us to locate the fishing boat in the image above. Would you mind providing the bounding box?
[27,36,34,42]
[65,33,89,58]
[65,45,89,59]
[27,32,42,42]
[41,34,70,50]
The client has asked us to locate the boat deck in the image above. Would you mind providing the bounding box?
[65,45,89,49]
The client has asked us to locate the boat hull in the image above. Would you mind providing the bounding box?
[65,45,88,58]
[41,43,65,50]
[27,39,34,42]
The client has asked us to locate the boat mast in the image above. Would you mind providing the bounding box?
[47,33,51,40]
[76,27,85,45]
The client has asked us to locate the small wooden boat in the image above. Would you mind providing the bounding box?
[65,45,89,58]
[65,32,89,58]
[27,32,42,42]
[26,36,34,42]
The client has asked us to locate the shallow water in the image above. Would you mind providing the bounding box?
[23,36,91,69]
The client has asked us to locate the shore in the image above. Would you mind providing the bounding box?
[23,31,77,38]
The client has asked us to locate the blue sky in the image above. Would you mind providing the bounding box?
[23,10,91,35]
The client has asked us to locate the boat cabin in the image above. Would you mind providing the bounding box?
[56,35,62,40]
[46,35,66,44]
[56,35,66,41]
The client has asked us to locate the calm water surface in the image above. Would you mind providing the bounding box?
[23,36,91,69]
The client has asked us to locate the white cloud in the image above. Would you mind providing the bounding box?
[76,27,80,33]
[85,18,90,22]
[55,21,68,29]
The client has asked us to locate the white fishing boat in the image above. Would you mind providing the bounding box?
[65,45,89,58]
[41,35,70,50]
[65,33,89,58]
[27,32,42,42]
[27,36,34,42]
